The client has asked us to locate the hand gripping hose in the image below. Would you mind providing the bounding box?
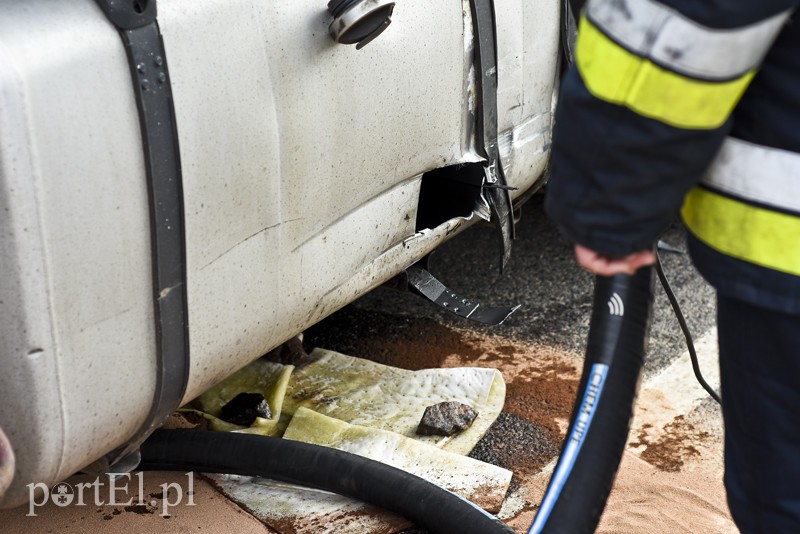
[529,266,654,534]
[139,428,514,534]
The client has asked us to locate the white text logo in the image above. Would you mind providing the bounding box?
[27,471,195,518]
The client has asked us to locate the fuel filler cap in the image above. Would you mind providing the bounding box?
[327,0,396,49]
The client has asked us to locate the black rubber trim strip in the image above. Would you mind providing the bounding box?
[468,0,515,271]
[561,0,580,69]
[140,429,515,534]
[94,0,190,466]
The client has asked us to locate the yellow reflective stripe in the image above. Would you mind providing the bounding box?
[576,16,755,130]
[682,187,800,276]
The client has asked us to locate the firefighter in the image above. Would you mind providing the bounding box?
[545,0,800,531]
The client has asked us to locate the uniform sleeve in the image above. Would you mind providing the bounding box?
[545,0,797,258]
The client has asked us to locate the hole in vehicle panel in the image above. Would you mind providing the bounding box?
[415,163,486,232]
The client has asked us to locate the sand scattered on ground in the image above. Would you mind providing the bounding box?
[307,307,733,533]
[598,452,736,534]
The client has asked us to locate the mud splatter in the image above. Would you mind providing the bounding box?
[124,504,155,515]
[630,415,711,472]
[304,307,483,370]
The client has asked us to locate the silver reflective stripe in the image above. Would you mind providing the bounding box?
[587,0,791,80]
[702,138,800,214]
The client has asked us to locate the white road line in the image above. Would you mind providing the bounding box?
[631,328,720,434]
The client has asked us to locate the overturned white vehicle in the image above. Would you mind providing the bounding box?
[0,0,571,507]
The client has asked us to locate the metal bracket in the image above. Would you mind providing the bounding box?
[406,265,520,325]
[468,0,515,272]
[93,0,190,470]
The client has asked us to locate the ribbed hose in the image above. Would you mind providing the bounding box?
[529,267,654,534]
[139,428,514,534]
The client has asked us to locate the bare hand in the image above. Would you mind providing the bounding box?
[574,244,656,276]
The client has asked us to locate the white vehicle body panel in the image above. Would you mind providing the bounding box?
[0,0,561,506]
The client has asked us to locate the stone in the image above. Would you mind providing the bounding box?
[220,392,272,426]
[416,401,479,436]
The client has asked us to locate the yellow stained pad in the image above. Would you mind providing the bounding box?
[189,359,294,435]
[197,347,510,534]
[282,348,506,454]
[284,407,513,512]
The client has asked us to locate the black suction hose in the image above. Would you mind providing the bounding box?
[529,266,654,534]
[139,428,514,534]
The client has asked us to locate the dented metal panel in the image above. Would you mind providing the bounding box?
[496,0,562,195]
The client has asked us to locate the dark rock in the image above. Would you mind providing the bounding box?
[220,392,272,426]
[416,401,479,436]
